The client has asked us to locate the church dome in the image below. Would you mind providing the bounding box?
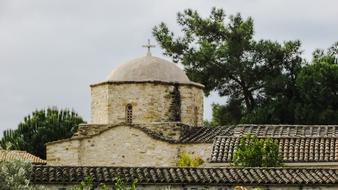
[106,55,192,84]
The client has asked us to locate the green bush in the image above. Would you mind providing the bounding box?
[71,176,137,190]
[176,152,204,167]
[232,134,282,167]
[0,159,44,190]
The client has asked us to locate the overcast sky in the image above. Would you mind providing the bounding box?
[0,0,337,135]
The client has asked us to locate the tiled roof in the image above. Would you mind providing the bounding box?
[179,125,235,143]
[210,136,338,163]
[0,150,46,165]
[180,124,338,143]
[53,123,235,145]
[118,124,235,144]
[49,124,338,146]
[30,165,338,185]
[234,124,338,137]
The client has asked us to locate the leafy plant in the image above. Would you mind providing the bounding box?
[0,159,44,190]
[232,134,282,167]
[113,176,138,190]
[176,152,204,167]
[71,176,97,190]
[71,176,137,190]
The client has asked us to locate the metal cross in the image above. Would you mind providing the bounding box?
[142,39,155,56]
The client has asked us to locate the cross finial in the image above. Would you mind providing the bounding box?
[142,39,155,56]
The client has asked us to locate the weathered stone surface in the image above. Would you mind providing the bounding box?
[91,82,204,126]
[90,84,109,124]
[46,125,211,166]
[49,59,206,167]
[46,139,80,165]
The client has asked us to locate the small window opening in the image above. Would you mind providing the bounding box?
[126,104,133,124]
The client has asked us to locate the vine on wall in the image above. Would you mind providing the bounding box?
[169,84,181,122]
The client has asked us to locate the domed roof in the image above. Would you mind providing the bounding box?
[106,55,192,84]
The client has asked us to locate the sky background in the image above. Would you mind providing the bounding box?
[0,0,337,135]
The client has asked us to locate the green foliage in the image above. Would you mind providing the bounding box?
[294,43,338,124]
[153,8,302,113]
[71,176,137,190]
[233,134,282,167]
[168,84,181,122]
[176,152,204,167]
[234,186,262,190]
[0,159,44,190]
[71,176,107,190]
[203,120,214,127]
[113,176,137,190]
[0,107,85,159]
[242,42,338,125]
[211,98,243,126]
[312,42,337,65]
[154,7,338,125]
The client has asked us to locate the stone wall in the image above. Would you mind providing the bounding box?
[90,82,204,126]
[179,84,204,126]
[46,139,80,166]
[91,84,109,124]
[46,125,211,166]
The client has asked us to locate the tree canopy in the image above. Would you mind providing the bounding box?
[153,8,337,125]
[294,42,338,124]
[0,108,85,159]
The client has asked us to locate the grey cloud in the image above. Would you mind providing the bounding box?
[0,0,337,136]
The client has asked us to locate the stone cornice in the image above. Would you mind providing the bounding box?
[90,80,205,89]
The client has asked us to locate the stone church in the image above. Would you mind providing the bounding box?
[30,49,338,189]
[46,52,211,167]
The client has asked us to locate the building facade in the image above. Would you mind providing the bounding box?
[46,54,207,166]
[90,55,204,126]
[41,53,338,189]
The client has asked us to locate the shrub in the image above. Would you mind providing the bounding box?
[232,134,282,167]
[176,152,204,167]
[71,176,137,190]
[0,159,44,190]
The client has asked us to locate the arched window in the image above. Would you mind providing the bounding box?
[125,104,133,124]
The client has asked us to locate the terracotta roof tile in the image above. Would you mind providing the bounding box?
[61,123,235,144]
[234,125,338,137]
[179,125,235,143]
[0,150,46,165]
[210,136,338,163]
[49,124,338,146]
[30,166,338,185]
